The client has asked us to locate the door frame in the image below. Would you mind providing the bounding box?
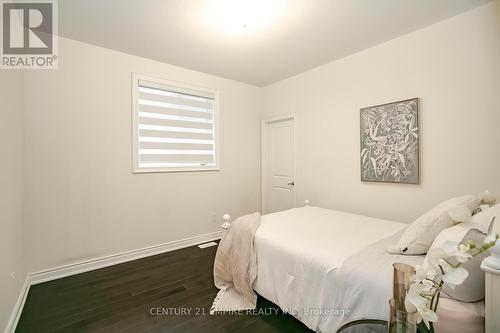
[261,114,296,214]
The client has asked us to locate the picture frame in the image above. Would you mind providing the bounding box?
[360,98,420,184]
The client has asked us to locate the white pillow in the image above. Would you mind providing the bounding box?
[469,203,500,234]
[426,222,492,302]
[477,189,497,206]
[386,195,481,255]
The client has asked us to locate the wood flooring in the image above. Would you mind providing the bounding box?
[16,243,313,333]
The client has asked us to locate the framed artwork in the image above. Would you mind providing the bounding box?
[360,98,419,184]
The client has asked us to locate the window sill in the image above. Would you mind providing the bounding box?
[132,167,220,174]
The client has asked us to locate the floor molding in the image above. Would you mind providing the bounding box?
[4,230,222,333]
[29,230,222,285]
[4,276,30,333]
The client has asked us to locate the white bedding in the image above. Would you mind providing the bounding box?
[253,206,485,333]
[254,206,407,331]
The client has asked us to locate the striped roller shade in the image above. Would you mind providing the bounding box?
[135,79,217,171]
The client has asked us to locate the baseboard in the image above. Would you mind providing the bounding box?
[4,230,222,333]
[4,276,30,333]
[29,230,222,285]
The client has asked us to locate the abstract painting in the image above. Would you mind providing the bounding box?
[360,98,419,184]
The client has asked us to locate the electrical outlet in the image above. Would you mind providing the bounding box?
[210,214,217,224]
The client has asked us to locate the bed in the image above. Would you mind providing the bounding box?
[253,206,485,333]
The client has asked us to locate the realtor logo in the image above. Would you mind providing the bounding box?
[1,0,58,69]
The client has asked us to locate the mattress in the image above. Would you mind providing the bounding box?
[254,206,407,331]
[253,206,485,333]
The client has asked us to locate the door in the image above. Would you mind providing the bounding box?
[262,116,295,214]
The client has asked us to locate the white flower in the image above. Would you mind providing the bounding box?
[426,248,444,264]
[406,283,428,308]
[404,234,492,330]
[426,248,445,280]
[440,258,469,287]
[405,284,424,314]
[484,233,498,245]
[442,241,472,263]
[412,263,437,286]
[419,306,438,329]
[405,283,438,329]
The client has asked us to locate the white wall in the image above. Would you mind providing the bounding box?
[263,1,500,223]
[0,71,25,330]
[11,0,500,283]
[23,38,262,272]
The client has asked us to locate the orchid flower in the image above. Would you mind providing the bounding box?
[405,231,498,332]
[439,258,469,287]
[405,283,437,329]
[484,233,499,246]
[419,306,439,329]
[425,248,445,281]
[412,263,437,284]
[442,241,472,263]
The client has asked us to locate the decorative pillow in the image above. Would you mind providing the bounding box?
[426,220,495,302]
[478,189,497,206]
[469,203,500,234]
[386,195,482,255]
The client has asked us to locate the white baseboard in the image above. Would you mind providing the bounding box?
[30,230,222,285]
[4,230,221,333]
[5,231,222,333]
[4,276,30,333]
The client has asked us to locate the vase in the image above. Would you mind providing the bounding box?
[389,298,417,333]
[392,263,416,310]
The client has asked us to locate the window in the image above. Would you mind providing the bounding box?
[132,74,219,172]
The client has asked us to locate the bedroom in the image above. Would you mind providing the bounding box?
[1,0,500,332]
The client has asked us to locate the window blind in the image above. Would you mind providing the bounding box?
[135,79,217,171]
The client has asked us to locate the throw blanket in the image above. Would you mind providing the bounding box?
[210,212,261,314]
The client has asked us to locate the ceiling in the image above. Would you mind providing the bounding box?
[58,0,491,86]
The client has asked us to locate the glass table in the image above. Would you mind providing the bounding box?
[336,319,388,333]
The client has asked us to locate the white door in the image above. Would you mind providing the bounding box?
[262,117,295,214]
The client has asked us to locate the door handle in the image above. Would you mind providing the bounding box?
[288,181,295,186]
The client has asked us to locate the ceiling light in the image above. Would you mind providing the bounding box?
[204,0,284,35]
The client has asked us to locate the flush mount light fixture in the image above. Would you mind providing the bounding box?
[204,0,284,35]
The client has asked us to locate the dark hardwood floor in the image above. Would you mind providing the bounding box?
[16,243,313,333]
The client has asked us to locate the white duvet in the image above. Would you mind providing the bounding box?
[253,206,409,332]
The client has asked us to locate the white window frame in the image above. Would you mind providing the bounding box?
[132,73,220,173]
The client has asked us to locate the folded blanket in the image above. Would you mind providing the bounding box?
[210,212,261,314]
